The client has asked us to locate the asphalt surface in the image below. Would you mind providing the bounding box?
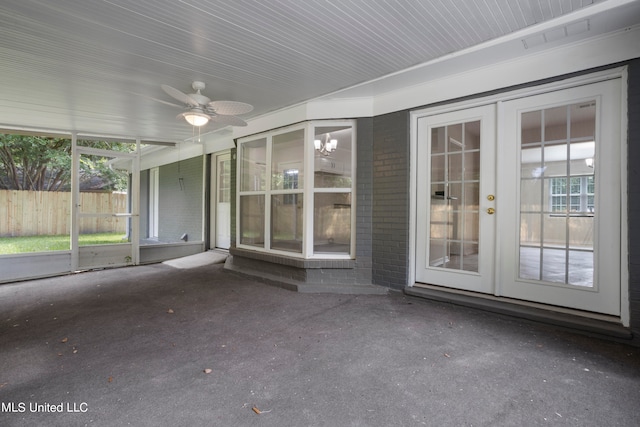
[1,258,639,426]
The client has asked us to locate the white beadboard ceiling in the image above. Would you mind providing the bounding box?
[0,0,637,143]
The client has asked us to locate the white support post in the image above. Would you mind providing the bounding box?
[70,133,79,272]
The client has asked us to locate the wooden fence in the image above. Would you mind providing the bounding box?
[0,190,128,237]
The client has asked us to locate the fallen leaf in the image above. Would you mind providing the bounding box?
[108,376,113,383]
[61,337,68,343]
[73,347,78,354]
[167,309,174,314]
[203,368,212,374]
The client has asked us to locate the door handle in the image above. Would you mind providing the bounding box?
[487,207,495,215]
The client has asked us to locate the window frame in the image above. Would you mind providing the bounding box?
[236,120,356,259]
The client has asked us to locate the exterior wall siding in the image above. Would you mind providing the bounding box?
[158,156,203,242]
[627,59,640,341]
[372,111,410,290]
[355,117,374,284]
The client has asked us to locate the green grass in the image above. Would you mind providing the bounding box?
[0,233,128,255]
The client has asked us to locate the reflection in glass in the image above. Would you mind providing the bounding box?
[240,195,264,247]
[216,156,231,249]
[518,101,596,287]
[314,126,352,188]
[272,129,304,190]
[240,138,266,192]
[428,120,480,272]
[314,193,351,253]
[271,194,303,253]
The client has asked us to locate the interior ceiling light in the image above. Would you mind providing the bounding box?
[314,134,338,156]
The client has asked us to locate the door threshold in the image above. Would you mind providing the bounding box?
[406,284,632,341]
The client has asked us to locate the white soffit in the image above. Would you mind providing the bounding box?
[314,0,640,116]
[0,0,632,143]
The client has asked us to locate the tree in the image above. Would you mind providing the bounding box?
[0,134,71,191]
[0,134,131,192]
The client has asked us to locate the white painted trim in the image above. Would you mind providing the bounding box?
[149,167,160,239]
[236,120,357,259]
[407,110,419,287]
[70,133,79,272]
[620,67,630,327]
[372,25,640,117]
[201,146,207,243]
[410,67,626,119]
[130,140,141,265]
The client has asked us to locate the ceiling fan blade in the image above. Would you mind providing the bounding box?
[210,114,248,127]
[161,84,199,107]
[132,92,184,109]
[149,96,184,109]
[208,100,253,116]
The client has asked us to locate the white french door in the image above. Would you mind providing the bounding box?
[415,105,496,293]
[498,79,621,315]
[415,78,623,316]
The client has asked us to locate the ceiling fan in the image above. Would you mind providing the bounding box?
[154,81,253,127]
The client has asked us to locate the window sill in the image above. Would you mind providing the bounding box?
[229,246,355,269]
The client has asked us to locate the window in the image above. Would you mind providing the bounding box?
[550,176,594,213]
[237,121,355,258]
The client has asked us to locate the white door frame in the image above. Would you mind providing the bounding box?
[497,79,622,316]
[409,67,629,325]
[71,136,140,271]
[415,104,496,294]
[148,167,159,239]
[210,151,231,250]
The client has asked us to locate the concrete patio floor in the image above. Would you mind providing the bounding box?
[1,257,639,426]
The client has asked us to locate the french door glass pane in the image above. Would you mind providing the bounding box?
[429,120,480,272]
[518,101,595,286]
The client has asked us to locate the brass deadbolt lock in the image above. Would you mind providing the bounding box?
[487,195,495,201]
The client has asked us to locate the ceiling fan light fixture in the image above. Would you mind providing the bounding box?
[180,110,209,127]
[161,81,253,128]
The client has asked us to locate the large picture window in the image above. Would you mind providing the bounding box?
[237,121,355,258]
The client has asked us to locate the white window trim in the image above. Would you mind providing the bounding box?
[236,120,356,259]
